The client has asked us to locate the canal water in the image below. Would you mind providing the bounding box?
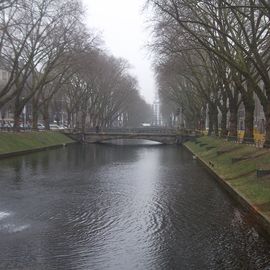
[0,142,269,270]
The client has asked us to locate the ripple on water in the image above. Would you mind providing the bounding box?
[143,199,168,236]
[1,145,270,270]
[0,223,30,233]
[0,211,11,220]
[0,210,30,234]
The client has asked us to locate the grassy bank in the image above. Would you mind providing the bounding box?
[185,137,270,221]
[0,131,74,156]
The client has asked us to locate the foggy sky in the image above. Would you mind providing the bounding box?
[82,0,156,104]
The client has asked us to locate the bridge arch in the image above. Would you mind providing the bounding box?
[63,128,196,145]
[86,134,179,144]
[88,136,170,144]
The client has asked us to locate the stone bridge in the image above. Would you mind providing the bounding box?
[63,128,198,145]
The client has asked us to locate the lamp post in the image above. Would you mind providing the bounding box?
[22,96,27,129]
[61,98,65,127]
[23,105,26,128]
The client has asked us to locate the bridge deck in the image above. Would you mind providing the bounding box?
[63,128,197,145]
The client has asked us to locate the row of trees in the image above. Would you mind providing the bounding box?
[0,0,151,131]
[147,0,270,147]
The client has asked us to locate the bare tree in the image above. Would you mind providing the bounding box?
[0,0,85,130]
[61,49,138,130]
[0,0,17,12]
[147,0,270,146]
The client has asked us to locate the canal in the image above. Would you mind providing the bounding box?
[0,142,269,270]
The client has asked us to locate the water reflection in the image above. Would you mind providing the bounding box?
[100,139,162,146]
[0,143,269,269]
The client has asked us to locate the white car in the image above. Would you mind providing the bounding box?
[37,123,45,130]
[58,125,65,130]
[49,124,61,130]
[0,119,13,128]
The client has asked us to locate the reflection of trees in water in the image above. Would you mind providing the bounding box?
[0,145,270,269]
[0,157,28,185]
[65,143,141,170]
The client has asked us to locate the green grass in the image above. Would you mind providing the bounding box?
[0,131,74,155]
[185,136,270,219]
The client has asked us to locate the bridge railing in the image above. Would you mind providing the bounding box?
[63,127,201,136]
[84,127,178,134]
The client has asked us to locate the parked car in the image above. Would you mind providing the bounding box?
[0,119,14,129]
[58,125,65,130]
[37,123,45,130]
[20,123,31,129]
[49,124,61,130]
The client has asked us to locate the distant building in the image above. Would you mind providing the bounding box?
[0,57,32,123]
[0,59,12,119]
[152,96,162,126]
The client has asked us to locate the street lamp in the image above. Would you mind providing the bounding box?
[22,96,27,129]
[23,105,26,128]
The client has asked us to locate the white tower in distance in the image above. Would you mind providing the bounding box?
[152,94,162,126]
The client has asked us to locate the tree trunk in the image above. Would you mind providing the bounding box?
[43,103,50,130]
[81,113,86,133]
[92,115,97,128]
[67,110,71,128]
[208,103,218,136]
[220,108,228,137]
[213,106,219,136]
[263,103,270,148]
[208,108,213,136]
[32,98,39,130]
[13,108,21,132]
[200,107,206,131]
[242,98,255,143]
[228,104,238,138]
[13,98,23,132]
[75,113,79,130]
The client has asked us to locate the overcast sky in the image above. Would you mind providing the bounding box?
[82,0,156,104]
